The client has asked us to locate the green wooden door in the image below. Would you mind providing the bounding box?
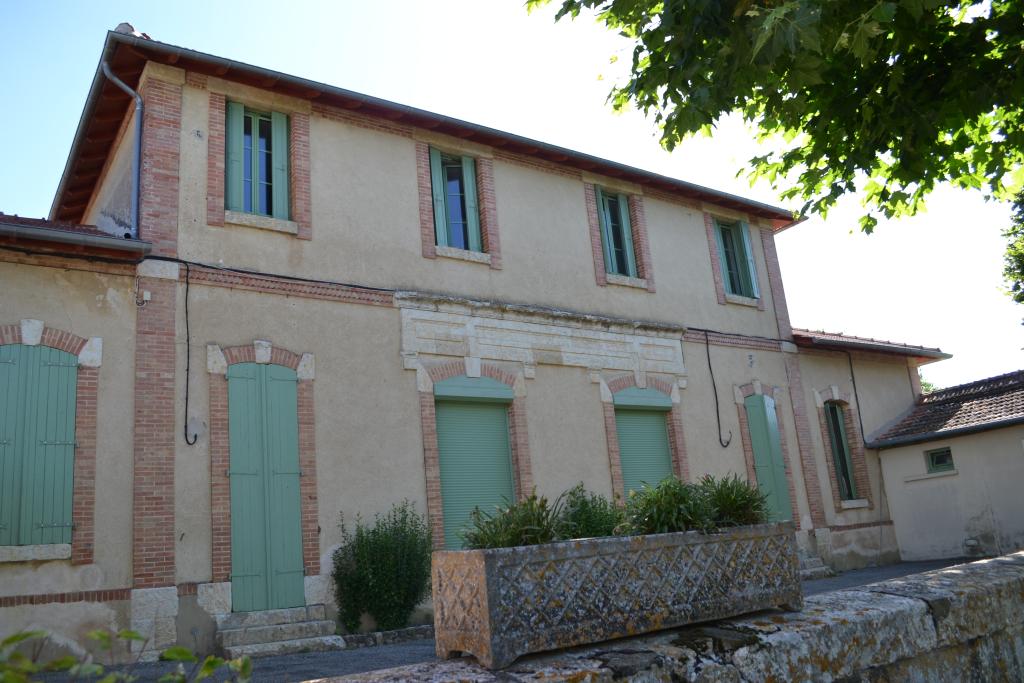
[0,344,77,547]
[228,363,305,612]
[744,394,792,522]
[435,400,515,549]
[615,409,673,495]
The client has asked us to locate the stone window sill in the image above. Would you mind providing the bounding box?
[840,498,870,510]
[0,543,71,563]
[605,273,649,290]
[904,469,958,484]
[725,293,760,307]
[435,245,492,266]
[224,210,299,236]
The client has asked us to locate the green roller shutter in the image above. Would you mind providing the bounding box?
[744,394,792,521]
[228,363,305,612]
[435,400,514,549]
[0,344,77,546]
[615,408,673,496]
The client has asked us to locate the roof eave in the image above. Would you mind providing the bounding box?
[794,336,951,362]
[0,220,151,259]
[869,415,1024,449]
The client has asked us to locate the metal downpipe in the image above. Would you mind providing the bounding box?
[100,61,142,240]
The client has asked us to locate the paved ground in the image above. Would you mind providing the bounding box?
[40,557,971,682]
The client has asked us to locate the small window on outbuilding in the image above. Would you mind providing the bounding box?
[925,447,954,473]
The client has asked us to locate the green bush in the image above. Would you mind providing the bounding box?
[0,629,251,682]
[699,474,768,528]
[462,492,563,549]
[332,500,432,633]
[624,478,714,535]
[558,483,625,539]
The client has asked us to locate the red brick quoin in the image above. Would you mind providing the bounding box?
[0,323,99,566]
[208,342,320,583]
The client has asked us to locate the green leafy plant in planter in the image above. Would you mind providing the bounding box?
[0,629,252,682]
[332,500,432,633]
[624,478,716,535]
[558,483,625,539]
[699,474,768,528]
[462,492,564,549]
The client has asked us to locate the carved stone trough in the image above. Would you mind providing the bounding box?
[432,522,802,669]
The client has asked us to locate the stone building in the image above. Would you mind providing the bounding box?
[0,26,952,658]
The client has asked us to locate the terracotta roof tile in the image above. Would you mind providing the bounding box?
[0,213,111,238]
[871,370,1024,447]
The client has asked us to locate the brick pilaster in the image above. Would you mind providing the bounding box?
[627,195,656,292]
[418,391,444,548]
[416,143,437,260]
[139,78,182,256]
[508,397,533,499]
[206,92,226,227]
[208,374,231,582]
[132,277,177,588]
[297,379,320,574]
[71,366,98,565]
[476,157,501,269]
[785,355,827,528]
[761,228,792,338]
[602,403,625,502]
[290,112,313,240]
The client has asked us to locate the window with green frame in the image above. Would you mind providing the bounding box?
[925,447,954,473]
[824,401,857,500]
[429,147,482,252]
[714,219,760,298]
[596,187,637,277]
[225,102,290,220]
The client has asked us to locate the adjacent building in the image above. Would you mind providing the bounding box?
[0,26,965,658]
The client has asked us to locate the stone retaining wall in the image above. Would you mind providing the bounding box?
[341,551,1024,682]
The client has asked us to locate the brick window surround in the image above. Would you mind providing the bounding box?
[703,212,767,311]
[815,387,873,511]
[0,320,101,565]
[418,361,531,548]
[602,374,688,500]
[735,381,801,529]
[207,341,320,583]
[585,184,656,292]
[205,91,313,240]
[415,142,502,269]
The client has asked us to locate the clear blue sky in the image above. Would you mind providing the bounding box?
[1,0,1021,387]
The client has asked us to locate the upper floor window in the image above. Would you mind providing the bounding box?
[596,188,637,277]
[226,102,290,220]
[714,219,760,299]
[824,401,856,500]
[926,447,954,473]
[429,147,482,252]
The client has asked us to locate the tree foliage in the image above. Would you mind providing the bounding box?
[530,0,1024,287]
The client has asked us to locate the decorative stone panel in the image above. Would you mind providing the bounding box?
[433,522,802,669]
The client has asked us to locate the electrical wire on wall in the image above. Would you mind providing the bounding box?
[704,329,733,448]
[183,260,197,445]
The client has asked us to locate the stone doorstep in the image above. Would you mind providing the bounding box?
[216,619,336,648]
[342,624,435,649]
[214,604,326,631]
[799,565,835,581]
[223,635,346,659]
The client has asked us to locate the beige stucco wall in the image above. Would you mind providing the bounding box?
[881,427,1024,561]
[82,110,136,238]
[0,262,136,595]
[171,78,783,341]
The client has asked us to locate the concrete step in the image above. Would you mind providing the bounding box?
[800,557,826,570]
[217,619,336,648]
[800,565,835,581]
[215,604,326,631]
[223,635,346,659]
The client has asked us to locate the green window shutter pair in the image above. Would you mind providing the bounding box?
[595,187,637,277]
[824,402,857,499]
[715,219,760,298]
[743,394,792,522]
[0,344,77,546]
[614,408,672,496]
[429,147,482,252]
[225,102,290,221]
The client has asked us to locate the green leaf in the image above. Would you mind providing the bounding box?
[1,631,46,649]
[159,646,198,663]
[195,655,227,680]
[116,630,146,642]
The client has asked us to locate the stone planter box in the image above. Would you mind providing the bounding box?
[432,522,802,669]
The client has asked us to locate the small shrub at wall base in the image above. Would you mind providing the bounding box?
[699,473,768,528]
[332,500,432,633]
[624,478,717,535]
[558,483,625,539]
[462,492,564,550]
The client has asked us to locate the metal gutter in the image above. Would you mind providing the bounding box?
[868,415,1024,450]
[100,61,142,239]
[0,221,151,257]
[54,30,798,226]
[795,336,951,361]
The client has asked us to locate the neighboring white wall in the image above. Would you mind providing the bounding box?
[881,426,1024,560]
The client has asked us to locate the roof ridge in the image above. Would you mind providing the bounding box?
[921,369,1024,404]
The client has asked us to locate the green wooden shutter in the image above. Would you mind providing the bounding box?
[713,221,734,294]
[825,403,856,499]
[744,394,792,522]
[270,112,290,221]
[617,194,637,277]
[0,345,77,547]
[435,400,514,549]
[429,147,448,247]
[595,187,614,272]
[225,101,245,212]
[229,363,305,612]
[739,222,760,298]
[462,156,482,252]
[615,408,673,496]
